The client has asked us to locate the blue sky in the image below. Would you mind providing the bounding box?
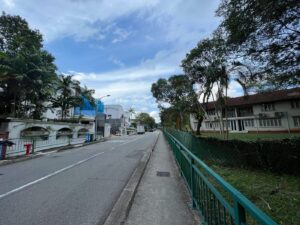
[1,0,242,122]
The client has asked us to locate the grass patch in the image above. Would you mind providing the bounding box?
[199,132,300,141]
[208,164,300,225]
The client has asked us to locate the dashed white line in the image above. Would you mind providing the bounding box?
[0,133,152,200]
[0,151,105,200]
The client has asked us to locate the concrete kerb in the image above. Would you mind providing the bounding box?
[0,137,110,167]
[102,132,160,225]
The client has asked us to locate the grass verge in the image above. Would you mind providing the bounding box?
[208,164,300,225]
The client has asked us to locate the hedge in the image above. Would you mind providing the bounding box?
[167,129,300,176]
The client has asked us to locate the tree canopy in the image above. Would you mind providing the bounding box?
[0,13,96,120]
[151,75,204,132]
[216,0,300,88]
[135,112,155,129]
[0,12,58,118]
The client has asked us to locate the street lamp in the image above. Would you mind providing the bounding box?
[99,94,110,100]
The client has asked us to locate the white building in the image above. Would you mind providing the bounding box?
[190,88,300,133]
[105,105,124,120]
[124,111,132,128]
[104,105,132,135]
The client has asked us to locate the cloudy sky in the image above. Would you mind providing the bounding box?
[1,0,243,122]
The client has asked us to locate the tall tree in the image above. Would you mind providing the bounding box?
[216,0,300,88]
[0,13,58,118]
[182,36,232,137]
[151,75,204,132]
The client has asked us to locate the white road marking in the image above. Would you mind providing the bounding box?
[107,140,126,143]
[36,150,57,155]
[0,133,151,200]
[0,151,105,200]
[108,135,145,151]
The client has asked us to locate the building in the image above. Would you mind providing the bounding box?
[0,98,111,158]
[190,88,300,133]
[105,105,131,135]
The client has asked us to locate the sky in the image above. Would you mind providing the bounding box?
[1,0,243,122]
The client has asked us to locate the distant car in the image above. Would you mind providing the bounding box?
[149,129,154,132]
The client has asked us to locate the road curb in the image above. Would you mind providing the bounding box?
[102,132,160,225]
[0,137,110,167]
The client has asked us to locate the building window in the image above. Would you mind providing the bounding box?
[244,119,254,127]
[293,116,300,127]
[207,110,215,116]
[205,122,213,128]
[291,100,300,109]
[224,108,236,118]
[237,107,253,117]
[222,121,230,128]
[261,103,275,112]
[259,118,281,127]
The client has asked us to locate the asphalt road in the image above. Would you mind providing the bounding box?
[0,132,159,225]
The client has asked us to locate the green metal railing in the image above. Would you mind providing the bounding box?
[163,129,278,225]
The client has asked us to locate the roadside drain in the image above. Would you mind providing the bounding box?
[156,171,170,177]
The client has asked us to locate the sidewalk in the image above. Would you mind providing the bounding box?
[125,132,200,225]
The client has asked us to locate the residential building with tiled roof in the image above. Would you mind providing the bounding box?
[190,87,300,133]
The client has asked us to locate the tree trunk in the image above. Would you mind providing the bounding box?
[13,89,16,118]
[196,119,202,135]
[179,112,183,130]
[225,85,229,140]
[61,106,64,120]
[176,116,181,130]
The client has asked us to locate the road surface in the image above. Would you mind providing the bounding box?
[0,132,159,225]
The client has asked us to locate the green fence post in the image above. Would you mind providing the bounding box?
[191,157,196,208]
[234,200,246,225]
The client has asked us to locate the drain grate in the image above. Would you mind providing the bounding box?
[156,171,170,177]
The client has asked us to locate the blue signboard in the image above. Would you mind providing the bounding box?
[74,97,104,117]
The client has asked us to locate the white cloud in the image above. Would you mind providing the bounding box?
[2,0,15,8]
[149,110,160,123]
[112,27,131,43]
[0,0,160,42]
[94,80,151,98]
[198,81,244,103]
[72,65,176,82]
[0,0,238,119]
[109,56,125,67]
[0,0,220,43]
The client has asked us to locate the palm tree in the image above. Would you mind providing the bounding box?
[51,75,82,119]
[80,85,96,107]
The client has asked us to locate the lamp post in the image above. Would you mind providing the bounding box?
[95,95,110,140]
[99,95,111,100]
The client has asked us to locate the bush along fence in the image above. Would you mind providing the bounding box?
[166,129,300,176]
[164,129,278,225]
[0,132,102,159]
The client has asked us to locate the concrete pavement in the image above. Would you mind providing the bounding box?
[0,132,159,225]
[125,132,200,225]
